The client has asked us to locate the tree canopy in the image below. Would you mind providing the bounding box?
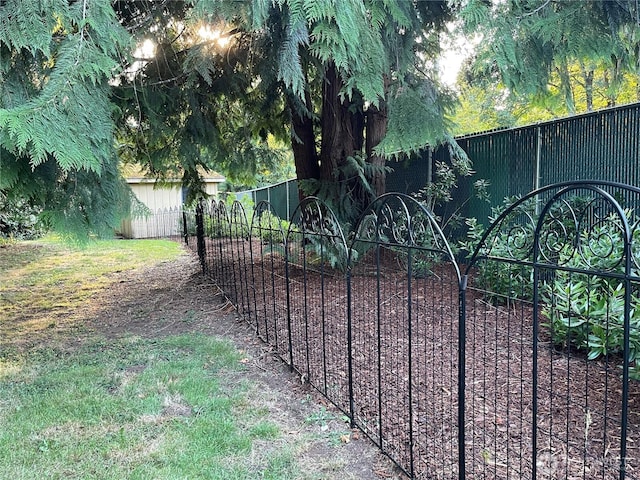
[453,0,640,133]
[2,1,640,238]
[1,0,131,237]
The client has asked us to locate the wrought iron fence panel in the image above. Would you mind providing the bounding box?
[195,201,207,273]
[203,200,220,279]
[286,197,351,414]
[347,193,462,479]
[180,181,640,479]
[464,180,640,480]
[249,201,290,360]
[229,201,252,317]
[182,208,198,250]
[197,200,212,276]
[206,200,233,293]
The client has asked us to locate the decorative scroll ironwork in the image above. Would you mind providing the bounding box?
[288,197,349,272]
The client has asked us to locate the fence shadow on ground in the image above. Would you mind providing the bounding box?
[178,181,640,480]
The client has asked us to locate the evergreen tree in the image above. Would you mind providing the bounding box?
[1,0,460,235]
[1,0,132,239]
[115,0,459,225]
[459,0,640,120]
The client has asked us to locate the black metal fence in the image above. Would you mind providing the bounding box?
[181,181,640,479]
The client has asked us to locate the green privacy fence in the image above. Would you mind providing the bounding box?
[236,102,640,225]
[233,178,299,221]
[389,102,640,225]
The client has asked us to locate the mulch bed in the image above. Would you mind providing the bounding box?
[201,236,640,479]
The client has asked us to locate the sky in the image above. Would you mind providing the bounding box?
[438,23,479,88]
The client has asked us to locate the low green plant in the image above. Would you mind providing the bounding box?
[255,211,293,243]
[301,234,355,272]
[0,193,47,240]
[299,153,389,230]
[541,215,640,378]
[393,247,442,278]
[203,209,249,239]
[412,155,490,242]
[204,214,227,238]
[464,196,640,378]
[460,197,537,301]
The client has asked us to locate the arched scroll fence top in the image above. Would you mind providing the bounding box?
[349,193,461,280]
[287,196,349,272]
[250,200,288,247]
[464,180,640,278]
[289,196,347,240]
[229,200,250,239]
[461,180,640,480]
[214,199,230,235]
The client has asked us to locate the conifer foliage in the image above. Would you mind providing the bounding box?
[1,0,131,238]
[3,1,640,238]
[1,0,458,237]
[460,0,640,114]
[222,0,457,221]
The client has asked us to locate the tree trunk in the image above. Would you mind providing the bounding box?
[557,61,576,114]
[366,76,389,197]
[603,69,616,107]
[287,89,319,199]
[579,62,594,111]
[319,63,357,181]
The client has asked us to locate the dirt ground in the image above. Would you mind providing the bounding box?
[89,249,407,480]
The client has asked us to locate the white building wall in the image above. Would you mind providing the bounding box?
[120,180,220,239]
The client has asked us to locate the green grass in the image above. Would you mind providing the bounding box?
[0,237,301,479]
[0,335,295,479]
[0,236,184,342]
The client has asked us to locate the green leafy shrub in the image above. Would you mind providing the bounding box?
[541,215,640,378]
[394,249,441,278]
[412,153,490,242]
[299,153,388,230]
[204,214,225,238]
[303,234,356,272]
[460,197,537,302]
[255,211,292,243]
[465,194,640,377]
[0,193,47,240]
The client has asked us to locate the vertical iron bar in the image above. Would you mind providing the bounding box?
[196,201,206,274]
[458,274,467,480]
[531,241,541,478]
[347,262,355,428]
[620,230,632,479]
[303,230,311,380]
[242,222,252,318]
[248,220,259,335]
[285,226,294,371]
[407,248,415,478]
[376,244,384,448]
[182,210,188,245]
[320,240,328,395]
[535,125,542,215]
[269,238,277,345]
